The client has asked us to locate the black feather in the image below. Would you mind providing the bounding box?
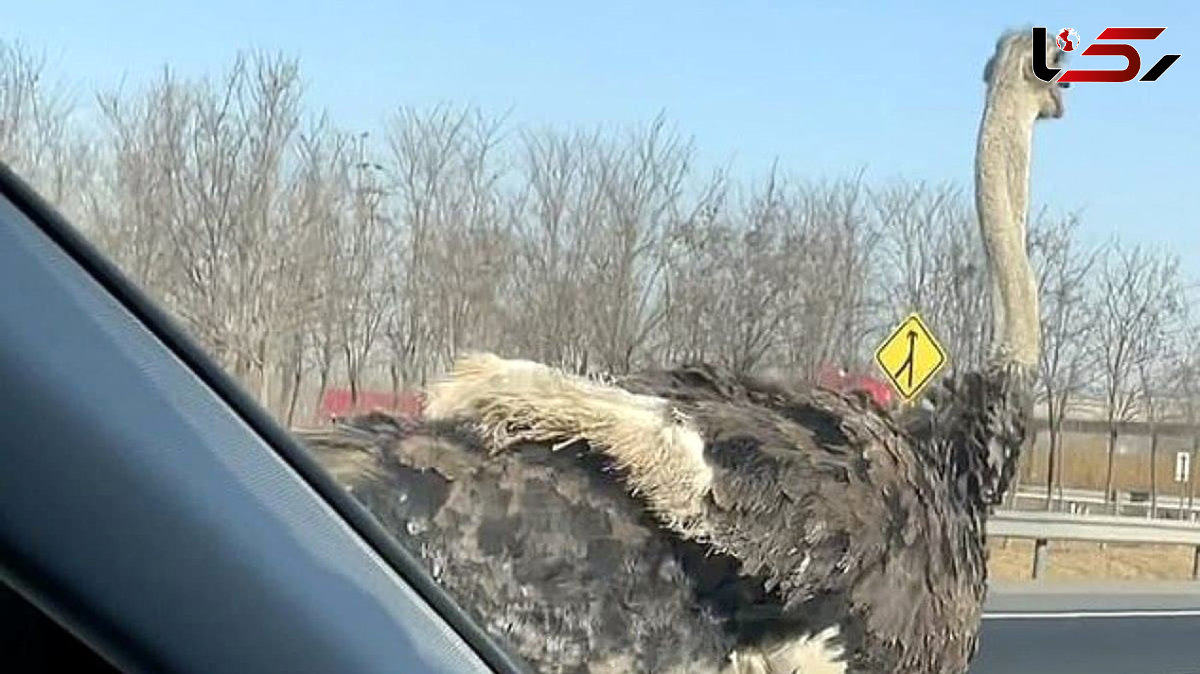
[298,358,1028,674]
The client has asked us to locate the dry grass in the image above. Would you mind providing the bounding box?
[1015,429,1198,497]
[987,538,1197,581]
[996,429,1200,581]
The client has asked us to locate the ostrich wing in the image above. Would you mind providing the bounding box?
[297,413,737,674]
[426,354,988,674]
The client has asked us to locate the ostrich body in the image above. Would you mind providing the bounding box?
[301,30,1068,674]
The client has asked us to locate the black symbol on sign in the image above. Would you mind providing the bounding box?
[891,330,918,389]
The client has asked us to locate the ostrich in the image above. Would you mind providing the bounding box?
[301,28,1068,674]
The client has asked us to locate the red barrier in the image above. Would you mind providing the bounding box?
[319,388,425,420]
[816,365,895,408]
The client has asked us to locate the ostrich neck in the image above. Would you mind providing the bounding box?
[974,91,1040,372]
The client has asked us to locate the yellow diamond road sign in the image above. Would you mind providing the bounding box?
[874,313,948,402]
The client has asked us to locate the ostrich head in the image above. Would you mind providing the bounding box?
[983,28,1070,120]
[954,28,1069,505]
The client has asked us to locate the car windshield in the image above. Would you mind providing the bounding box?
[4,4,1196,673]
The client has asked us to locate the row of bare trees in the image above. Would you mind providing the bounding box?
[1027,212,1196,511]
[3,44,1197,508]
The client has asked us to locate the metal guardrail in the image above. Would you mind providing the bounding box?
[1011,487,1200,518]
[1031,416,1200,437]
[989,510,1200,546]
[987,509,1200,580]
[1014,487,1109,505]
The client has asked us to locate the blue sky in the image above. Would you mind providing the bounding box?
[7,0,1197,270]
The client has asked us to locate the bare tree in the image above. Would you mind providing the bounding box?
[578,113,691,373]
[1174,339,1200,515]
[653,169,729,367]
[506,126,608,370]
[1137,293,1196,516]
[1095,242,1184,512]
[781,171,878,377]
[96,53,311,405]
[286,120,355,423]
[663,171,794,375]
[1027,210,1103,508]
[383,103,511,382]
[872,181,990,378]
[657,168,878,379]
[1138,356,1169,518]
[0,40,95,214]
[335,132,391,406]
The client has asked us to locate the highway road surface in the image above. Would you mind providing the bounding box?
[971,581,1200,673]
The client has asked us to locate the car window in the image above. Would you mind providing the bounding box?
[2,7,1194,674]
[0,161,520,673]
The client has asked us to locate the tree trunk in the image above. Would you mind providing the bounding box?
[1149,427,1159,519]
[256,336,271,409]
[1054,427,1065,506]
[313,367,330,423]
[285,353,304,429]
[1105,425,1119,515]
[279,335,304,426]
[343,344,360,408]
[1007,451,1025,510]
[1045,404,1059,510]
[1190,434,1199,519]
[277,354,294,421]
[389,361,401,408]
